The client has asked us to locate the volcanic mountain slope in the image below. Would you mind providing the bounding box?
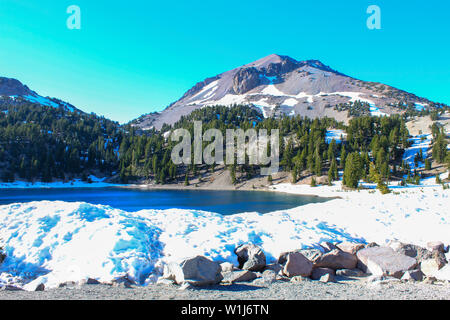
[0,77,80,113]
[133,54,445,130]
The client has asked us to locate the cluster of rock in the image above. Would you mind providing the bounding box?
[159,241,450,288]
[1,241,449,291]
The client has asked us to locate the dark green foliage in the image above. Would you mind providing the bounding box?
[0,98,121,182]
[425,158,431,170]
[328,157,338,183]
[343,152,364,189]
[432,132,448,163]
[333,100,371,117]
[230,165,237,185]
[0,98,418,188]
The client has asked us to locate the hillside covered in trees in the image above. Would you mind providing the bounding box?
[0,97,123,182]
[1,97,448,191]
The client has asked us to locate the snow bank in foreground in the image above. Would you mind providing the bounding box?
[272,182,449,248]
[0,183,448,290]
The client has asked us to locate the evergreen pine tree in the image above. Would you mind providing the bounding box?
[230,165,236,185]
[292,166,298,184]
[343,152,363,189]
[425,158,431,170]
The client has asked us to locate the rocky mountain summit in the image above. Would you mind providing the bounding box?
[0,77,34,96]
[133,54,444,130]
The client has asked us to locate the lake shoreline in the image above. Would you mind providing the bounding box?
[0,173,341,201]
[0,185,334,215]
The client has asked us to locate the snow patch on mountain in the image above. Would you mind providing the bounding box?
[22,95,59,108]
[260,85,286,96]
[283,98,298,107]
[325,129,347,144]
[403,134,432,170]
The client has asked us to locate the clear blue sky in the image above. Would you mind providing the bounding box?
[0,0,449,123]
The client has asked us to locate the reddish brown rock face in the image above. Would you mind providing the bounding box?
[314,249,358,270]
[232,67,261,94]
[282,252,313,277]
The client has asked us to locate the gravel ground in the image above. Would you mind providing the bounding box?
[0,278,448,300]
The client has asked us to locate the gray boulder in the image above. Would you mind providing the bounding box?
[320,242,338,253]
[252,270,277,285]
[279,249,322,264]
[311,267,335,280]
[278,249,323,265]
[282,252,313,277]
[277,252,291,265]
[336,268,367,278]
[427,241,445,253]
[299,249,323,263]
[264,263,283,274]
[221,270,257,284]
[235,244,266,272]
[388,241,433,263]
[35,283,45,291]
[314,249,357,270]
[401,269,423,281]
[357,246,418,278]
[163,256,223,286]
[336,242,365,255]
[111,276,134,288]
[261,270,277,282]
[290,275,312,283]
[319,273,336,283]
[420,252,447,277]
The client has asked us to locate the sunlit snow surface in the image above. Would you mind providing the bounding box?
[0,180,448,290]
[369,104,388,117]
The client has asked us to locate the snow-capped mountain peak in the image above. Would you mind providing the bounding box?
[133,54,439,130]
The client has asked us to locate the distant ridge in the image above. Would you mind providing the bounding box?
[0,77,80,112]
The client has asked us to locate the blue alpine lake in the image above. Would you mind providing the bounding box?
[0,188,332,215]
